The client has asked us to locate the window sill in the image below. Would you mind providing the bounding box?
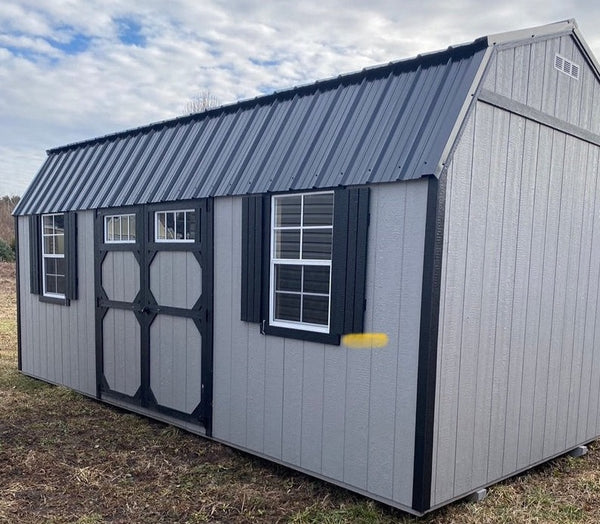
[39,295,70,306]
[262,323,340,345]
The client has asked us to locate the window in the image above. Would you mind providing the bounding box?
[29,213,77,303]
[105,214,136,243]
[155,210,195,242]
[270,192,333,332]
[241,187,370,344]
[41,214,66,298]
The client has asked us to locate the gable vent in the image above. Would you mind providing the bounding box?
[554,54,580,80]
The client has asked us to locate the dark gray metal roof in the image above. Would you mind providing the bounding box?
[16,38,488,215]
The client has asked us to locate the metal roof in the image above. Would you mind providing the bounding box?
[15,35,493,215]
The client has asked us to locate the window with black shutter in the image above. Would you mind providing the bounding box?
[241,187,369,345]
[29,212,78,305]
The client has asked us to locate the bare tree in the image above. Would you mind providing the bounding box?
[185,91,220,114]
[0,194,20,245]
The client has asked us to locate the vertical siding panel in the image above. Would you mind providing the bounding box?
[453,103,492,497]
[503,119,538,474]
[393,180,426,502]
[494,46,514,98]
[538,132,566,460]
[432,111,475,506]
[322,345,347,479]
[567,142,593,446]
[517,125,552,468]
[282,339,304,464]
[365,184,399,499]
[553,138,584,452]
[511,44,530,105]
[471,107,509,487]
[264,336,284,459]
[581,148,600,440]
[212,198,234,440]
[301,344,325,473]
[540,39,560,117]
[247,329,266,452]
[487,113,523,482]
[343,347,370,490]
[525,40,546,110]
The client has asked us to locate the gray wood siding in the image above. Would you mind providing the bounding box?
[18,212,96,396]
[150,251,202,309]
[101,251,139,302]
[212,181,428,507]
[431,100,600,506]
[483,34,600,135]
[149,315,202,413]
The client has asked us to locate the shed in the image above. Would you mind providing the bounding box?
[13,19,600,514]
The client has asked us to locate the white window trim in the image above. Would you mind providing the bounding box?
[269,191,333,333]
[154,209,195,243]
[41,213,66,299]
[104,214,136,244]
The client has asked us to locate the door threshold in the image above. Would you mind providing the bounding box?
[101,394,207,436]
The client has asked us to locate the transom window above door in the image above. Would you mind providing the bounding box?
[155,210,196,242]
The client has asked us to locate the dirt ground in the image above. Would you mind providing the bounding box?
[2,261,600,523]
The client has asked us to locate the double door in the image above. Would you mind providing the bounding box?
[94,201,213,432]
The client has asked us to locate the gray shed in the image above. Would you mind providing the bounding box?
[13,19,600,514]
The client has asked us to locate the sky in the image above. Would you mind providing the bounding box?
[2,1,600,196]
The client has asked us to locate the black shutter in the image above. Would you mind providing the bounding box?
[64,212,78,300]
[241,195,264,322]
[331,186,370,335]
[28,215,41,295]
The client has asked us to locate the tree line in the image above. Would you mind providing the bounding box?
[0,195,19,262]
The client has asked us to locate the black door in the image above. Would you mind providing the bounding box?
[94,200,213,433]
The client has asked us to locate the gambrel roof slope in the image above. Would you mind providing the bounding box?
[14,19,593,215]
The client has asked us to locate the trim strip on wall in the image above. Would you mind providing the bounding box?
[478,88,600,148]
[412,174,446,512]
[14,217,22,371]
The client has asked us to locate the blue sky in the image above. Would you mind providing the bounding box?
[1,1,600,195]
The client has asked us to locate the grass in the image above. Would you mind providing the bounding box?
[1,261,600,522]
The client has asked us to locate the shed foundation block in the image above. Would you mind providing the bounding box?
[568,445,588,458]
[466,488,488,503]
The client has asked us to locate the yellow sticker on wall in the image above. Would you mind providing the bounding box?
[342,333,389,348]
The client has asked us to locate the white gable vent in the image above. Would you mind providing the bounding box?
[555,54,580,80]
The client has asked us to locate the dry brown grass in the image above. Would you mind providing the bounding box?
[1,261,600,522]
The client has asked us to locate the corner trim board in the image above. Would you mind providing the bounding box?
[412,174,446,512]
[14,217,22,371]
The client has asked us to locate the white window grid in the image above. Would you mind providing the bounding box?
[154,210,195,243]
[41,213,65,298]
[104,214,136,243]
[269,191,333,333]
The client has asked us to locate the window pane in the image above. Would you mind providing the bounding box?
[45,258,57,275]
[275,230,300,259]
[45,273,57,294]
[122,216,129,240]
[275,292,301,321]
[128,216,136,240]
[275,264,301,292]
[113,216,121,241]
[302,295,329,325]
[55,257,65,277]
[303,266,330,294]
[275,196,301,227]
[186,211,196,240]
[53,214,64,234]
[44,236,55,255]
[174,212,184,239]
[302,229,332,260]
[166,212,175,239]
[43,215,54,234]
[56,275,66,295]
[303,193,333,226]
[105,217,114,241]
[55,234,65,255]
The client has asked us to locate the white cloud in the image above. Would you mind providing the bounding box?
[0,0,598,195]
